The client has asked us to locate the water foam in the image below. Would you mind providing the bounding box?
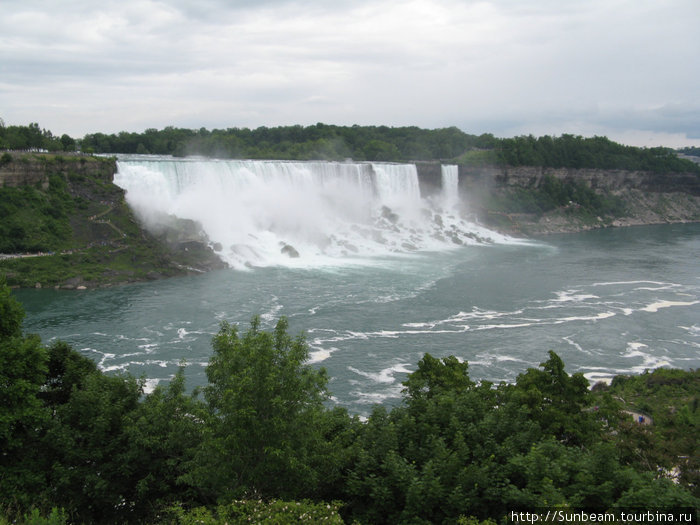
[115,157,512,269]
[639,300,699,312]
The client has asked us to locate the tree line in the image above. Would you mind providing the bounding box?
[79,124,488,162]
[0,122,76,153]
[2,120,699,173]
[496,134,699,173]
[1,281,697,524]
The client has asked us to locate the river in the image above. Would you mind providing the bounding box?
[14,223,700,415]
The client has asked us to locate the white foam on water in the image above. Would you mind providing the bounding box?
[260,297,284,323]
[350,387,404,405]
[556,312,617,323]
[620,342,672,372]
[307,346,336,364]
[143,378,161,394]
[494,355,525,363]
[553,290,600,303]
[402,307,523,330]
[583,372,613,385]
[475,321,539,331]
[348,363,413,384]
[590,280,673,288]
[640,300,699,313]
[101,363,130,372]
[473,352,535,368]
[137,343,159,352]
[626,342,649,352]
[679,324,700,335]
[562,335,586,354]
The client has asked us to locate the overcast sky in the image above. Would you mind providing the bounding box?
[2,0,699,147]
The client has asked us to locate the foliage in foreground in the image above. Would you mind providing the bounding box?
[164,499,345,524]
[0,280,698,524]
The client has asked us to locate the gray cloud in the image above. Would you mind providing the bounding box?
[1,0,699,147]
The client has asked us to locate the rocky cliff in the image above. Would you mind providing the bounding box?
[415,163,700,235]
[458,165,700,195]
[0,152,115,188]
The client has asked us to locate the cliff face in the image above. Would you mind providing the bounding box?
[0,152,115,188]
[457,165,700,195]
[415,162,700,235]
[414,161,443,197]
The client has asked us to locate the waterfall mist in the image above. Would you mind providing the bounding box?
[114,157,511,269]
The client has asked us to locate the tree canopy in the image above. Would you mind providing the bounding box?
[0,123,71,152]
[0,280,698,524]
[3,121,699,173]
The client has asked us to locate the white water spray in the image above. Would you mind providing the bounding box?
[114,157,510,269]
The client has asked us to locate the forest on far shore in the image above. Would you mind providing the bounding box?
[1,121,699,173]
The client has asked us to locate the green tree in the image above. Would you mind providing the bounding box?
[121,368,207,518]
[0,281,49,510]
[59,134,75,151]
[188,317,330,502]
[403,353,474,403]
[38,341,98,406]
[509,351,595,445]
[43,371,143,522]
[344,406,412,524]
[363,139,402,161]
[0,280,24,339]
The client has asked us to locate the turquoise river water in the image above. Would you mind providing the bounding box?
[14,223,700,415]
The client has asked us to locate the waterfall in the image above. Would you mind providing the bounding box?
[441,165,459,209]
[114,157,505,269]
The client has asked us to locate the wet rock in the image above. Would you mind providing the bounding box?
[212,242,223,252]
[281,244,300,258]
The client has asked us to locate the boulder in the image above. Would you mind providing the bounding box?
[281,244,300,258]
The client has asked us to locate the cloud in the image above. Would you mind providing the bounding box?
[1,0,699,147]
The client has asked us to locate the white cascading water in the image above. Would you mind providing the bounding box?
[441,165,460,209]
[114,157,509,269]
